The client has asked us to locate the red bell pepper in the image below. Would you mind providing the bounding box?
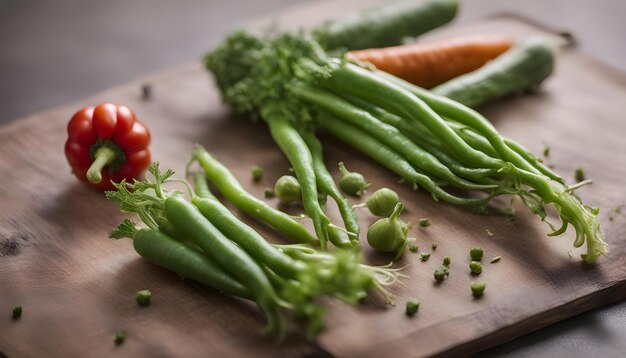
[64,103,151,190]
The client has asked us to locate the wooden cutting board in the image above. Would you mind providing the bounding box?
[1,1,625,357]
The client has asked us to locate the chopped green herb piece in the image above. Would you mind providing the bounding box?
[419,218,430,227]
[471,281,486,297]
[405,300,420,316]
[251,165,263,182]
[114,330,127,345]
[490,256,501,264]
[443,256,451,266]
[575,167,586,182]
[469,261,482,275]
[409,244,419,253]
[543,145,550,157]
[12,306,22,319]
[470,247,483,261]
[420,252,430,262]
[431,243,437,250]
[264,188,275,198]
[136,289,152,306]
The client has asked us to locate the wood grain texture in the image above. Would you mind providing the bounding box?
[1,1,625,357]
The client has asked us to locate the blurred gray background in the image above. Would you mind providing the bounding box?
[1,0,625,356]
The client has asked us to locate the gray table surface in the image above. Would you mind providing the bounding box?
[1,0,625,356]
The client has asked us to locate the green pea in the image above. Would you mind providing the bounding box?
[136,289,152,306]
[575,167,586,182]
[12,306,22,319]
[470,246,483,261]
[251,165,263,182]
[471,281,486,297]
[114,329,127,345]
[406,299,420,316]
[338,162,369,196]
[274,175,301,204]
[264,188,275,198]
[363,188,399,216]
[443,256,451,266]
[469,261,482,275]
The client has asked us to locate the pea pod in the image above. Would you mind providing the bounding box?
[165,196,286,337]
[133,228,251,299]
[192,145,318,245]
[301,132,360,245]
[192,175,307,280]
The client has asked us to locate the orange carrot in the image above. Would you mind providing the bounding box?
[345,36,515,89]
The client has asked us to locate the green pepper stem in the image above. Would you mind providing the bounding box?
[87,146,117,183]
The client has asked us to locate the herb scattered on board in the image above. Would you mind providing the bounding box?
[575,167,586,182]
[264,188,275,198]
[490,256,501,264]
[420,252,431,262]
[12,306,22,319]
[419,218,430,227]
[431,243,437,250]
[443,256,451,266]
[543,145,550,158]
[405,300,420,316]
[251,165,263,182]
[409,244,419,253]
[115,330,127,345]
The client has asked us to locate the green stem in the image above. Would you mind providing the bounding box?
[86,146,117,183]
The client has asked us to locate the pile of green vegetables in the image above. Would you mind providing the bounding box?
[108,162,403,338]
[204,0,606,262]
[106,0,607,340]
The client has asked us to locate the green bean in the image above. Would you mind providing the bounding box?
[193,174,308,279]
[327,63,503,169]
[165,196,285,336]
[342,93,498,182]
[192,145,318,245]
[374,70,543,175]
[133,228,251,299]
[301,132,360,244]
[292,82,496,191]
[316,113,488,206]
[264,111,330,250]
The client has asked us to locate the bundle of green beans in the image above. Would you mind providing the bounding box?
[107,163,401,338]
[204,29,606,263]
